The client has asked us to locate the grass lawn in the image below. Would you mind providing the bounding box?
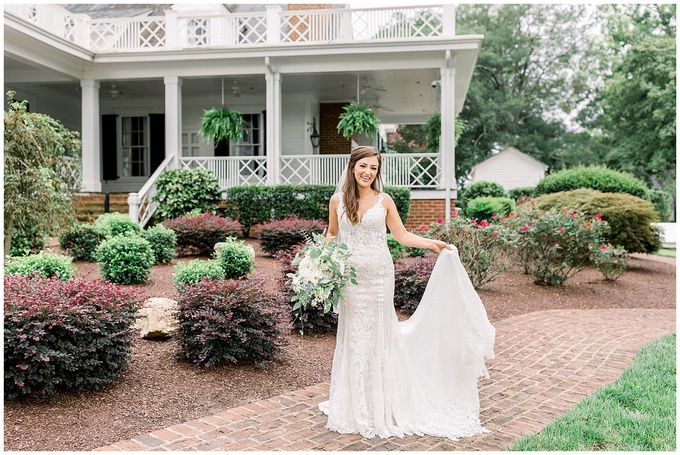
[509,334,676,451]
[654,248,676,258]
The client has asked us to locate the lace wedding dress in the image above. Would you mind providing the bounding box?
[318,193,496,440]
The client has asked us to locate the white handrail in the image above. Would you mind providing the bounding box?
[127,155,175,227]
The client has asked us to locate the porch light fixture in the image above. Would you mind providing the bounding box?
[308,117,320,151]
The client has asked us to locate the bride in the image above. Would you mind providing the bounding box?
[318,146,496,440]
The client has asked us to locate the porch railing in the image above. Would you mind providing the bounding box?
[179,156,268,187]
[6,4,455,52]
[129,153,441,225]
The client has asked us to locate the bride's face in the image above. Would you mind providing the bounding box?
[353,156,379,189]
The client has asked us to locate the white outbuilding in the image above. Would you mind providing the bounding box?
[469,146,549,190]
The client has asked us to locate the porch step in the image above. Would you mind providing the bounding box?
[73,193,130,223]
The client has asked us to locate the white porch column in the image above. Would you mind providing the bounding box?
[164,75,182,168]
[265,59,282,185]
[80,80,101,192]
[440,51,456,221]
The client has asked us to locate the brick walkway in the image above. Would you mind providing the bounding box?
[96,308,675,451]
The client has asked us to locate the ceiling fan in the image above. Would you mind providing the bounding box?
[109,84,122,99]
[370,101,394,112]
[229,80,256,98]
[360,77,387,94]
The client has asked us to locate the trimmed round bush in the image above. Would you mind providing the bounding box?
[533,189,662,254]
[152,168,222,221]
[163,212,243,256]
[275,246,337,334]
[535,165,651,200]
[394,256,437,314]
[5,252,76,281]
[141,224,177,264]
[214,237,254,279]
[223,185,273,237]
[173,259,225,291]
[465,196,516,222]
[461,181,506,201]
[94,212,142,238]
[96,235,155,284]
[258,218,327,256]
[4,274,141,398]
[176,276,288,369]
[59,224,107,261]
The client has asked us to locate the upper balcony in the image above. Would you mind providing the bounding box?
[4,4,456,53]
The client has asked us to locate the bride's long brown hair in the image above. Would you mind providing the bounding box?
[342,146,383,225]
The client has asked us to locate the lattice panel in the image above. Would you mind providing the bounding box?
[237,15,267,45]
[280,158,311,184]
[409,156,441,187]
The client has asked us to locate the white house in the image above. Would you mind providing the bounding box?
[4,3,483,226]
[469,146,548,191]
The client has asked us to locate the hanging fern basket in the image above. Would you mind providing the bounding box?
[336,102,380,140]
[199,107,244,145]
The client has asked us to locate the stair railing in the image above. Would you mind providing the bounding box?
[127,155,175,227]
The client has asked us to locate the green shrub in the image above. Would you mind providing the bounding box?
[423,216,515,289]
[163,212,243,256]
[224,184,411,236]
[590,244,628,281]
[501,204,609,285]
[386,233,407,260]
[173,259,225,291]
[275,246,337,334]
[152,168,222,221]
[214,238,254,279]
[535,165,651,200]
[4,275,140,398]
[94,212,142,238]
[461,181,506,202]
[176,276,288,369]
[96,235,155,284]
[394,256,437,314]
[508,186,537,201]
[465,196,516,222]
[59,224,107,261]
[9,217,48,257]
[5,252,76,281]
[141,224,176,264]
[223,185,273,237]
[533,189,662,254]
[258,218,327,256]
[649,189,673,222]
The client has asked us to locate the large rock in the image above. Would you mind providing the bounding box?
[135,297,178,339]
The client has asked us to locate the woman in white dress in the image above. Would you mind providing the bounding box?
[318,146,496,440]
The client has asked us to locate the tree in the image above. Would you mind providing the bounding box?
[593,5,676,199]
[454,4,606,185]
[4,92,81,256]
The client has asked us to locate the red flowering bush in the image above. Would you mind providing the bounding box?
[258,218,326,256]
[501,202,610,285]
[422,214,515,289]
[275,246,338,333]
[163,212,243,256]
[394,256,437,314]
[175,276,288,369]
[4,275,141,399]
[590,243,628,281]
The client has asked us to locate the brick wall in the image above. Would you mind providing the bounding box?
[319,102,351,154]
[405,199,457,231]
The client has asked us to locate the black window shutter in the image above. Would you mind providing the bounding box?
[101,114,118,180]
[149,114,165,174]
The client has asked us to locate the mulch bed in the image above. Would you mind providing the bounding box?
[3,239,676,451]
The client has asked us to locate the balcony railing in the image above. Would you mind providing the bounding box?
[6,4,455,52]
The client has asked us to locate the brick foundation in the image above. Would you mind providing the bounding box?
[405,199,457,231]
[319,103,351,154]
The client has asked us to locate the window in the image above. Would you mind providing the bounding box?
[231,113,262,156]
[121,116,148,177]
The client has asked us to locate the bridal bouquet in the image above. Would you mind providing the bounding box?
[288,233,357,317]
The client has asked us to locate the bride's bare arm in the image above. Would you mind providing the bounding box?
[326,194,340,243]
[383,194,452,253]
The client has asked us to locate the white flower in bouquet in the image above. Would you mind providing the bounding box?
[288,233,357,329]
